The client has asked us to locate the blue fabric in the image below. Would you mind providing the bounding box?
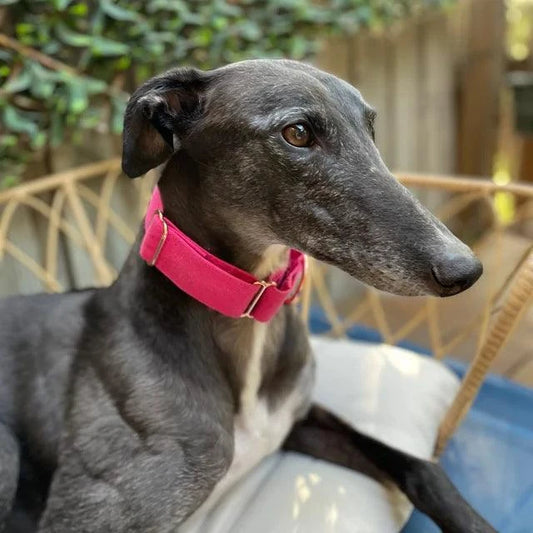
[308,308,533,533]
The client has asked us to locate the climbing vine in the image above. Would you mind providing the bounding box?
[0,0,448,186]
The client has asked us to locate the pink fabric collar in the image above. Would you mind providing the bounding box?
[140,187,307,322]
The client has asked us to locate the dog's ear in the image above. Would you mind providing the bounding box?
[122,68,209,178]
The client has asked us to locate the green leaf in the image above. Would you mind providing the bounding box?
[2,69,32,93]
[100,0,140,22]
[146,31,176,45]
[55,23,92,47]
[69,2,89,16]
[289,36,310,59]
[2,106,39,137]
[28,62,61,83]
[16,23,34,36]
[83,77,108,94]
[111,95,126,134]
[31,79,55,99]
[146,42,164,55]
[147,0,190,15]
[53,0,72,9]
[211,0,241,17]
[115,56,131,70]
[90,36,129,56]
[0,0,449,182]
[68,83,88,114]
[238,21,262,41]
[211,16,227,31]
[42,41,60,55]
[192,28,213,47]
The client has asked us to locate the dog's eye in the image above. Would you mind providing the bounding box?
[282,123,314,148]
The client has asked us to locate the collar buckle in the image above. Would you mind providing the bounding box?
[241,280,277,319]
[148,210,168,266]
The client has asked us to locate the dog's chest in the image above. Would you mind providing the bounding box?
[224,321,312,482]
[180,321,313,530]
[180,390,308,532]
[230,389,304,485]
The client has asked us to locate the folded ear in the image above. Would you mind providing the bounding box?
[121,68,209,178]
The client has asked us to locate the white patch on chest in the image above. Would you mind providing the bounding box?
[180,392,305,532]
[180,320,313,531]
[229,391,303,487]
[226,321,310,488]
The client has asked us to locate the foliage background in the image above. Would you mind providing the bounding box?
[0,0,447,187]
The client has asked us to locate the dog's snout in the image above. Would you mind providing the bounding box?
[430,252,483,296]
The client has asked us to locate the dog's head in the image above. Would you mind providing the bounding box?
[122,60,482,297]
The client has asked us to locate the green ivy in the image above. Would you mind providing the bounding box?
[0,0,448,187]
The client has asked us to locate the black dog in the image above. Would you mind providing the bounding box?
[0,60,492,532]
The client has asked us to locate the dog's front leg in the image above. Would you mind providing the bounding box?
[283,405,495,533]
[38,373,232,533]
[39,442,223,533]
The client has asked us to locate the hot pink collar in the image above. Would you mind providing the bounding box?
[140,187,307,322]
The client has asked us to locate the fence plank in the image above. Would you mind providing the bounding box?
[456,0,505,175]
[391,23,421,172]
[351,33,393,166]
[421,16,455,174]
[316,36,350,81]
[316,2,504,177]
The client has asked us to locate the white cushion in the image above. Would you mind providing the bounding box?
[181,337,460,533]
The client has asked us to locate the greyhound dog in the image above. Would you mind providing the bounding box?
[0,60,493,533]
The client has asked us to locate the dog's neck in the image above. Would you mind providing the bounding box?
[116,156,291,414]
[155,154,289,278]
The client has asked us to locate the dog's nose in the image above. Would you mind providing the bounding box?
[431,253,483,296]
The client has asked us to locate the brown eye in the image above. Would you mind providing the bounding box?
[282,123,314,148]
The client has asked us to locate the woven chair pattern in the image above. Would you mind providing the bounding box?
[0,159,532,455]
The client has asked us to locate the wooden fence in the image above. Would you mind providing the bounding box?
[317,0,505,177]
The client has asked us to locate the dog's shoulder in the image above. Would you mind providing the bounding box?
[0,289,98,466]
[0,289,96,385]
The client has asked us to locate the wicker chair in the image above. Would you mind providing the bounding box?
[0,159,532,458]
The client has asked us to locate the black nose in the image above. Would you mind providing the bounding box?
[431,253,483,296]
